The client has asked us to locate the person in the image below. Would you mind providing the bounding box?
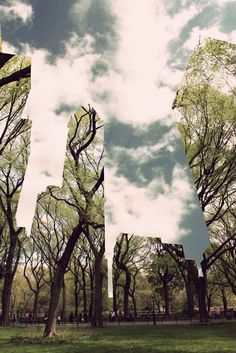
[29,312,32,324]
[83,311,87,322]
[12,313,16,326]
[69,312,74,324]
[57,315,61,326]
[79,312,83,322]
[111,311,116,322]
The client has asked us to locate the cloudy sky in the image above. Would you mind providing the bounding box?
[1,0,236,292]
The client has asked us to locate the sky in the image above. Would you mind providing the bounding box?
[0,0,236,295]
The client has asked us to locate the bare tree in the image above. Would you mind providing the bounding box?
[23,239,47,320]
[113,234,149,319]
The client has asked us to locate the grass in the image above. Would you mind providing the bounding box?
[0,323,235,353]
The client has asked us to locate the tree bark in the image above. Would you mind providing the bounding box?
[0,65,31,87]
[185,262,196,317]
[113,282,117,314]
[186,284,195,317]
[74,280,79,319]
[123,268,131,318]
[82,270,87,315]
[44,223,84,337]
[196,263,208,323]
[220,288,228,313]
[61,279,66,322]
[92,254,104,327]
[1,273,14,325]
[89,274,94,320]
[1,236,18,326]
[197,277,208,322]
[163,280,170,315]
[32,290,39,321]
[130,293,137,318]
[0,53,14,69]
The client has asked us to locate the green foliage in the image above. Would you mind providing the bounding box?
[174,39,236,231]
[0,55,31,157]
[147,249,183,306]
[185,39,236,82]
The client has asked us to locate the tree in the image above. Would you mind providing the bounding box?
[84,225,105,327]
[0,52,31,325]
[113,234,149,318]
[159,243,197,318]
[41,106,104,337]
[173,39,236,322]
[68,240,91,320]
[147,240,184,315]
[0,53,31,156]
[212,208,236,296]
[23,238,47,320]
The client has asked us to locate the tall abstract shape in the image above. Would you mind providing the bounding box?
[107,39,236,298]
[105,73,211,298]
[173,38,236,242]
[0,44,31,324]
[172,38,236,321]
[29,106,104,336]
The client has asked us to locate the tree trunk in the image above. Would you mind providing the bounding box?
[32,290,39,321]
[82,270,87,315]
[113,282,117,314]
[185,262,195,317]
[197,276,208,322]
[61,279,66,322]
[156,300,161,313]
[207,294,211,313]
[74,280,79,319]
[1,237,17,326]
[196,263,208,323]
[44,265,65,337]
[206,289,214,313]
[123,269,131,318]
[1,273,14,325]
[89,274,94,320]
[220,288,228,313]
[186,285,195,317]
[92,251,104,327]
[44,223,83,337]
[131,293,137,318]
[163,280,170,315]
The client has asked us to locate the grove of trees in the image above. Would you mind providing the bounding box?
[0,51,31,326]
[0,38,235,337]
[173,38,236,321]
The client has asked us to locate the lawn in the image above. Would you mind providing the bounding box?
[0,323,235,353]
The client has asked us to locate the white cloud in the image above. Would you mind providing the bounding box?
[109,125,179,165]
[16,36,100,233]
[105,164,194,296]
[105,165,193,254]
[184,26,236,51]
[90,0,199,124]
[0,0,33,24]
[213,0,231,6]
[69,0,92,23]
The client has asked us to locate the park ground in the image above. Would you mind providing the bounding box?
[0,323,235,353]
